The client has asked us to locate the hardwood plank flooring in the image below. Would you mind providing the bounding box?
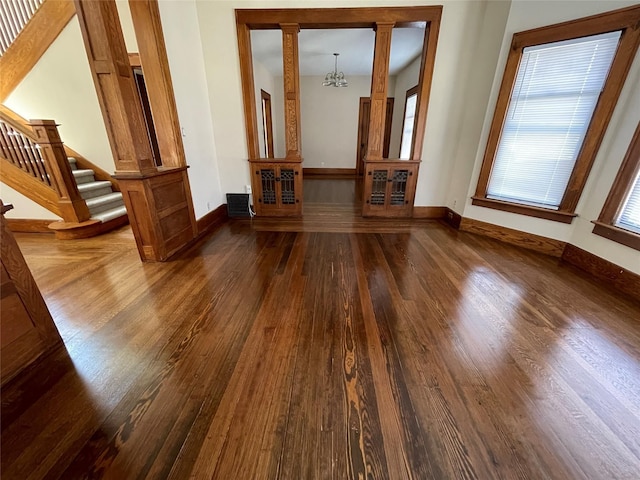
[2,181,640,479]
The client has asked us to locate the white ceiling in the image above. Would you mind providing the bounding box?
[251,27,425,77]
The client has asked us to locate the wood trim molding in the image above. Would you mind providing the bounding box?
[562,244,640,302]
[592,221,640,251]
[128,0,187,169]
[412,206,446,219]
[473,5,640,219]
[303,168,355,176]
[459,217,567,257]
[444,207,462,229]
[5,219,55,234]
[196,204,228,237]
[471,197,577,224]
[0,0,76,102]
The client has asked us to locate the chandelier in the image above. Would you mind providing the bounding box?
[323,53,348,87]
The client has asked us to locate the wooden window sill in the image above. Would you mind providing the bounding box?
[471,197,577,224]
[592,221,640,251]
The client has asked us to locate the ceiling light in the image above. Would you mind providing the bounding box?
[323,53,348,87]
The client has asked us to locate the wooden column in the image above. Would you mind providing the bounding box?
[30,120,90,223]
[128,0,186,168]
[280,23,302,161]
[366,22,394,161]
[74,0,196,261]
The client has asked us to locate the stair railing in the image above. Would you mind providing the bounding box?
[0,112,90,223]
[0,0,45,55]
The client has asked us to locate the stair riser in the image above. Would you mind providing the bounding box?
[74,174,96,185]
[89,199,125,216]
[80,187,113,200]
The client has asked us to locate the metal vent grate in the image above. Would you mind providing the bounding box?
[226,193,251,218]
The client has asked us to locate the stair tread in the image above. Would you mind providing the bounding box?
[85,192,123,206]
[77,181,112,191]
[91,205,128,223]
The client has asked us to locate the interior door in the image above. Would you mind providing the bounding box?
[356,97,394,175]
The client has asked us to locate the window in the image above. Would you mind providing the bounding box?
[399,85,418,159]
[473,6,640,223]
[593,122,640,251]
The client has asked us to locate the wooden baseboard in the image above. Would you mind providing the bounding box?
[303,168,356,176]
[444,208,462,229]
[196,204,228,237]
[5,219,55,233]
[412,206,446,219]
[562,244,640,302]
[460,217,567,257]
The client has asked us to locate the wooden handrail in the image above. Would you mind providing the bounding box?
[0,111,90,223]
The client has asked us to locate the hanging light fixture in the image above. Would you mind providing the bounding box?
[323,53,348,87]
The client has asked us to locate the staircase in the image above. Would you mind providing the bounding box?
[69,157,127,223]
[0,109,129,239]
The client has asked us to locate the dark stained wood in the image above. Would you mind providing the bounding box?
[356,97,394,174]
[249,160,303,217]
[362,160,419,217]
[260,89,275,158]
[562,243,640,302]
[460,216,567,257]
[236,21,260,161]
[594,121,640,251]
[0,201,62,386]
[48,214,129,240]
[412,206,446,219]
[196,203,228,237]
[303,167,356,176]
[444,207,462,229]
[281,23,302,161]
[474,5,640,222]
[2,210,640,479]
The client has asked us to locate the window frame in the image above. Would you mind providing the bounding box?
[399,85,419,159]
[472,5,640,224]
[592,121,640,251]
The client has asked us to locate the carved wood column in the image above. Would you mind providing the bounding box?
[280,23,302,161]
[128,0,186,169]
[30,120,90,223]
[74,0,196,261]
[366,22,394,161]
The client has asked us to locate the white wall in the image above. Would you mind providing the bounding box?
[461,0,640,273]
[389,56,421,158]
[158,0,224,217]
[300,75,374,169]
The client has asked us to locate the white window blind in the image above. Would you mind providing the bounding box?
[487,31,621,209]
[400,93,417,159]
[615,169,640,234]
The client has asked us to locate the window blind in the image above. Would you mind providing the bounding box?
[400,93,417,159]
[487,31,621,209]
[616,169,640,234]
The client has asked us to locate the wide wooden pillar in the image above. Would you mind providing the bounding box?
[366,22,394,161]
[280,23,302,161]
[128,0,185,169]
[74,0,196,262]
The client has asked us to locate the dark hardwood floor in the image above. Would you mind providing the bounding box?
[2,178,640,479]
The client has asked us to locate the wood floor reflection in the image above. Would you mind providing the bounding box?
[2,196,640,479]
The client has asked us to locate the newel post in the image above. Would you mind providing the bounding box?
[30,120,90,223]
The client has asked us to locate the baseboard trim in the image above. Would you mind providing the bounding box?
[562,244,640,302]
[196,204,228,237]
[444,208,462,229]
[459,217,567,257]
[412,206,446,218]
[5,219,55,234]
[303,168,356,176]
